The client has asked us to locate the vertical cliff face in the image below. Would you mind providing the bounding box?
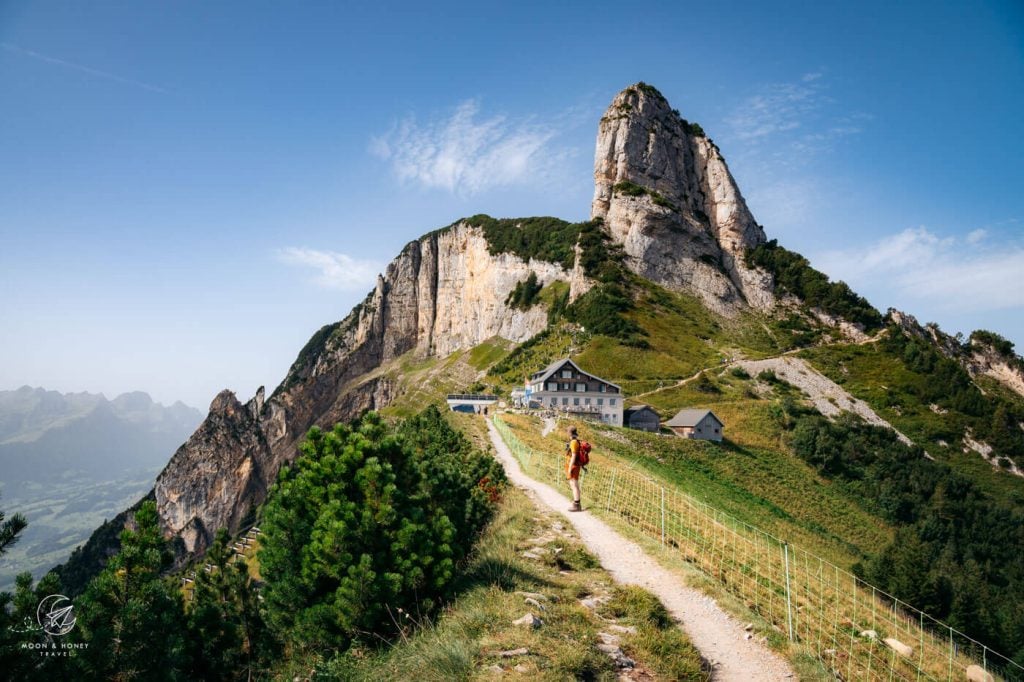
[592,83,774,315]
[154,222,580,555]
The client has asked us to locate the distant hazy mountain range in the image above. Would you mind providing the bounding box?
[0,386,202,590]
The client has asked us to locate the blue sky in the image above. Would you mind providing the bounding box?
[1,1,1022,409]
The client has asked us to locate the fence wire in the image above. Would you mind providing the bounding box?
[493,416,1023,682]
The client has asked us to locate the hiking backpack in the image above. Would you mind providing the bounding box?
[578,440,592,467]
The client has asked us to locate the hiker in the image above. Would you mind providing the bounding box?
[566,425,583,512]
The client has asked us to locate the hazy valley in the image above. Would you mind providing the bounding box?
[0,387,201,591]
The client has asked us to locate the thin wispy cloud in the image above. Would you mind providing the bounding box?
[726,71,868,155]
[370,99,572,195]
[277,247,381,291]
[814,225,1024,312]
[1,42,167,93]
[722,72,871,230]
[966,228,988,245]
[728,76,819,141]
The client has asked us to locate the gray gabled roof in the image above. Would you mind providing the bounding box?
[624,404,659,417]
[529,358,621,390]
[530,357,572,382]
[665,408,722,428]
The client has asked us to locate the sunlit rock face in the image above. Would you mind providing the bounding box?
[592,83,773,316]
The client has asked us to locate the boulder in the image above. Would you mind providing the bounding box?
[883,638,913,659]
[512,613,542,629]
[965,665,994,682]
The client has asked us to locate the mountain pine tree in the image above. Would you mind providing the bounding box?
[258,408,503,652]
[0,498,27,556]
[185,528,273,681]
[70,500,188,680]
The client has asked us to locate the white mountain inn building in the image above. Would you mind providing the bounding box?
[527,358,624,425]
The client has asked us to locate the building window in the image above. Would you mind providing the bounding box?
[562,397,568,406]
[599,384,606,393]
[547,382,556,391]
[549,398,556,407]
[575,383,586,392]
[597,398,604,406]
[573,397,580,406]
[561,370,572,378]
[584,398,591,405]
[610,398,616,406]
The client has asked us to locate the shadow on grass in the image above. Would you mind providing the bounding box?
[453,554,558,594]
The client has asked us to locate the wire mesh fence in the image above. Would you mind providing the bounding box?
[492,416,1023,682]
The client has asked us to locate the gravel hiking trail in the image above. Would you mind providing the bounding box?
[487,419,795,681]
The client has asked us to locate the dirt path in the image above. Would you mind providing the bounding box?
[540,416,557,437]
[487,419,795,681]
[628,367,707,401]
[628,329,890,403]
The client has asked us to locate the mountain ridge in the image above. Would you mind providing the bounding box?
[52,82,1024,594]
[0,387,202,591]
[0,386,198,445]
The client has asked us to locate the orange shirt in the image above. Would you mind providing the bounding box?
[567,438,580,464]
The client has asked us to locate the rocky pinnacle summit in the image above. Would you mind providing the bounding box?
[593,83,774,314]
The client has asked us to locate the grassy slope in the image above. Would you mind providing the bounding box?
[799,341,1024,506]
[566,282,790,396]
[359,281,900,569]
[500,411,891,569]
[330,272,1018,610]
[481,283,896,567]
[484,278,1023,564]
[208,411,706,680]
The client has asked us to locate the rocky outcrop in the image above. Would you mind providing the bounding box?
[591,83,774,316]
[153,222,579,555]
[965,342,1024,399]
[155,389,274,556]
[889,308,1024,399]
[735,357,914,446]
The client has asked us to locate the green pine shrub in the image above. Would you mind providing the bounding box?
[506,273,543,310]
[258,407,505,652]
[746,239,883,330]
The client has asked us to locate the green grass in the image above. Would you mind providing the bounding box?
[488,324,586,391]
[573,283,793,396]
[597,587,706,680]
[488,279,827,398]
[493,414,841,678]
[468,337,515,372]
[537,279,569,308]
[377,349,478,418]
[308,487,708,681]
[501,412,893,568]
